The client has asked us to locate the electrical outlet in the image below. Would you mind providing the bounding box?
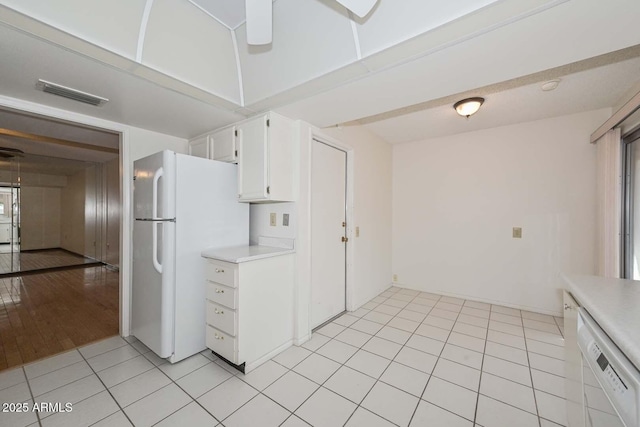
[355,226,360,237]
[393,274,398,282]
[270,213,276,226]
[283,213,289,226]
[513,227,522,238]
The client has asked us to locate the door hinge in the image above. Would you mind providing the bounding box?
[234,129,238,137]
[234,150,238,157]
[266,186,270,195]
[266,119,270,127]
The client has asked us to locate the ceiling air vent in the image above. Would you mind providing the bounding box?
[35,79,109,106]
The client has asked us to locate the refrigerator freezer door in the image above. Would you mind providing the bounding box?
[131,219,176,358]
[134,150,176,220]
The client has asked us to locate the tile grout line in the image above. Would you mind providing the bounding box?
[522,323,544,427]
[22,365,42,427]
[472,301,493,426]
[311,287,424,427]
[149,358,230,426]
[75,342,138,427]
[304,311,388,426]
[406,293,453,426]
[347,288,429,427]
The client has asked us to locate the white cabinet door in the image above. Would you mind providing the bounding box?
[212,126,237,163]
[236,112,295,202]
[237,116,268,201]
[564,290,585,427]
[188,135,211,159]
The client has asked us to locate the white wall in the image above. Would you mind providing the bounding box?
[392,109,610,315]
[249,203,297,245]
[60,169,87,255]
[20,186,61,250]
[322,125,394,308]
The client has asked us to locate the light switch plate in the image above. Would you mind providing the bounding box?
[270,213,276,226]
[513,227,522,238]
[355,226,360,237]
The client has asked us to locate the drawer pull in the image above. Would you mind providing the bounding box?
[215,268,225,273]
[215,288,225,294]
[214,334,224,340]
[214,308,224,315]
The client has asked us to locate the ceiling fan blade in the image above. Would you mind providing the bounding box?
[335,0,378,18]
[245,0,272,45]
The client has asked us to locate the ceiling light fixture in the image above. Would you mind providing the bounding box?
[454,97,484,118]
[541,79,560,91]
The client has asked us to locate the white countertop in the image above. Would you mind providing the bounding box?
[564,274,640,369]
[201,245,295,263]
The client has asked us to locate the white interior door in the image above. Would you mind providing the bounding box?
[311,140,347,328]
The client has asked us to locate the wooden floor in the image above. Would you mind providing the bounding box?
[0,266,119,370]
[0,248,97,274]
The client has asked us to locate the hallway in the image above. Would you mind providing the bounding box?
[0,266,119,370]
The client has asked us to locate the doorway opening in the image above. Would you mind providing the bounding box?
[0,106,122,370]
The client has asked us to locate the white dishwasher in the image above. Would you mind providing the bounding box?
[578,308,640,427]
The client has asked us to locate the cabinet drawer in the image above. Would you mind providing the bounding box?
[205,261,236,288]
[206,325,237,363]
[206,301,237,336]
[206,282,237,309]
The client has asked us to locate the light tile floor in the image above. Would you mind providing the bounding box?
[0,287,567,427]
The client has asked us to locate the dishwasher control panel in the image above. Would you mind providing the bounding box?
[589,342,629,396]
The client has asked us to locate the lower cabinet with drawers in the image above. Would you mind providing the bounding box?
[203,253,295,373]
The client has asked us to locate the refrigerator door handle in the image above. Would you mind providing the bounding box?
[152,222,163,274]
[152,166,164,219]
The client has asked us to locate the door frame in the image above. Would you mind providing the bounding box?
[295,122,355,344]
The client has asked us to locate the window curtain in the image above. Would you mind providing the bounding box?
[596,128,622,277]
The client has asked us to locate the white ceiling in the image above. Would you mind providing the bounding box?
[363,56,640,144]
[0,0,639,146]
[0,153,96,177]
[189,0,247,29]
[0,107,119,164]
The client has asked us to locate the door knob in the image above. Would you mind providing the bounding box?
[341,236,348,242]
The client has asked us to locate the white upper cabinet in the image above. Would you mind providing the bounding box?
[188,134,212,159]
[212,126,237,163]
[237,112,295,203]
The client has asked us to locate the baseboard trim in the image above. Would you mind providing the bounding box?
[0,261,105,278]
[392,283,563,317]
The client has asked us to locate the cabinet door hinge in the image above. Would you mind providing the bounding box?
[234,150,238,157]
[234,129,238,137]
[266,119,270,127]
[266,186,270,195]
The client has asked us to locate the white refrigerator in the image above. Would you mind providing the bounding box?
[132,150,248,363]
